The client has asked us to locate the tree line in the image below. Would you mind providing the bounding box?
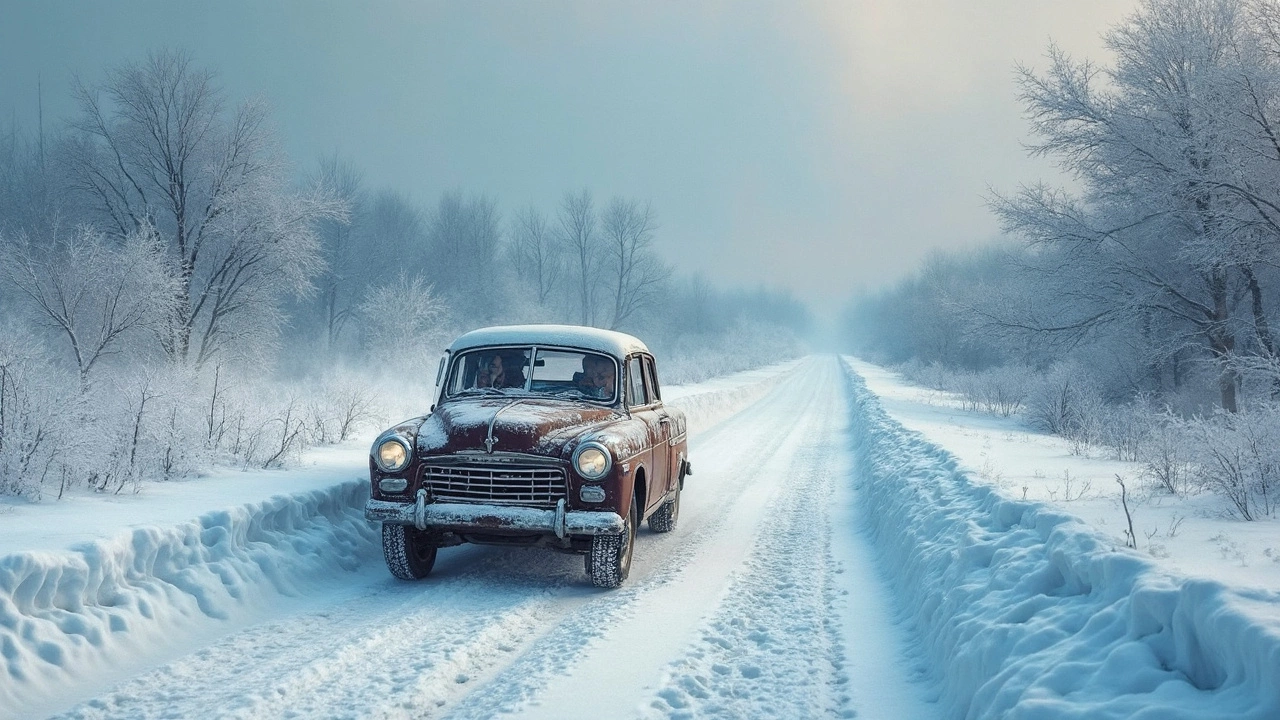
[846,0,1280,521]
[0,49,810,500]
[851,0,1280,415]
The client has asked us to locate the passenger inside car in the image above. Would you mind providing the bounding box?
[574,355,616,398]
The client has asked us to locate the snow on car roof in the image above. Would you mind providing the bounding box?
[447,324,650,358]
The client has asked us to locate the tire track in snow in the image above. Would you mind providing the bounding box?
[638,357,854,719]
[438,359,830,719]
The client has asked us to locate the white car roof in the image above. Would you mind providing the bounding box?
[447,324,650,358]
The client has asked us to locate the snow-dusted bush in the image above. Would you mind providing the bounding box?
[1022,362,1118,457]
[0,326,80,500]
[896,359,954,392]
[1091,401,1159,463]
[1138,415,1196,497]
[968,365,1034,416]
[302,373,384,445]
[1181,407,1280,521]
[897,362,1033,417]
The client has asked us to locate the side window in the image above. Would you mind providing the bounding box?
[627,356,647,407]
[643,356,661,402]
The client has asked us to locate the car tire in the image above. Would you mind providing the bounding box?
[589,495,637,588]
[647,485,680,533]
[382,523,438,580]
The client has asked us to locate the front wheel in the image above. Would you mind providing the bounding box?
[589,496,637,588]
[382,524,438,580]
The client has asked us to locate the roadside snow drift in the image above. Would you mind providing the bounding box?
[0,481,378,716]
[843,360,1280,719]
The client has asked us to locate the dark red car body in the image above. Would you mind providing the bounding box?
[365,325,690,587]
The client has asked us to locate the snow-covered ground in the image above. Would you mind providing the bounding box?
[0,359,820,719]
[4,356,1280,719]
[845,356,1280,718]
[847,357,1280,594]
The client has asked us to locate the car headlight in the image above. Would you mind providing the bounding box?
[373,436,411,472]
[574,442,612,480]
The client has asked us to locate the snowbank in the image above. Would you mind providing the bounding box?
[0,360,800,719]
[842,360,1280,719]
[0,481,378,718]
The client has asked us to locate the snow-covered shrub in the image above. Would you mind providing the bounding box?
[1182,407,1280,521]
[1024,362,1108,444]
[974,365,1034,416]
[896,359,955,392]
[302,373,383,445]
[933,364,1034,417]
[1091,401,1158,463]
[1138,415,1195,497]
[0,326,80,500]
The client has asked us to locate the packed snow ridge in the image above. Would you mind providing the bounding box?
[0,482,378,715]
[0,362,795,718]
[841,358,1280,719]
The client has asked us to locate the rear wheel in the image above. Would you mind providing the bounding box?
[648,485,680,533]
[382,523,438,580]
[589,495,637,588]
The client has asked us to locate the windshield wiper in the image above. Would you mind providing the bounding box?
[455,387,510,397]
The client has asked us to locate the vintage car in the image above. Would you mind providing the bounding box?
[364,324,691,588]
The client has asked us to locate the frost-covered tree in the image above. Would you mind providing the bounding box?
[1,224,175,384]
[557,189,602,326]
[358,274,449,361]
[309,154,366,351]
[992,0,1280,411]
[602,197,669,331]
[508,205,561,308]
[64,49,340,366]
[424,192,502,324]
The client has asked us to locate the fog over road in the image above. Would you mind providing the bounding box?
[49,358,936,720]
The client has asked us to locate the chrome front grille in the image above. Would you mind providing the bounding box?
[421,464,567,507]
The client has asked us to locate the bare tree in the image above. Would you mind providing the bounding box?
[557,189,601,326]
[509,205,561,307]
[601,197,669,330]
[426,191,502,322]
[64,49,340,366]
[309,154,365,351]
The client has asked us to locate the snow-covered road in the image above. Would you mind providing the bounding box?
[12,356,1279,719]
[41,357,935,720]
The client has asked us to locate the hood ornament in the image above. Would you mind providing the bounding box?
[485,399,526,454]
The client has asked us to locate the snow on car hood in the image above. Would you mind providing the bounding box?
[416,397,624,457]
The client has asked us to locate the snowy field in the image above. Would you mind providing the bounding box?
[848,357,1280,595]
[3,356,1279,718]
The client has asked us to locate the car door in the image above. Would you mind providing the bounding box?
[643,355,677,494]
[625,355,664,513]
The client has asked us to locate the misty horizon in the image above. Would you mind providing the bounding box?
[1,0,1138,317]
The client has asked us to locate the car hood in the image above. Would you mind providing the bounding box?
[416,397,624,458]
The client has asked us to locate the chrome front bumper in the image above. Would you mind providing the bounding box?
[365,490,625,538]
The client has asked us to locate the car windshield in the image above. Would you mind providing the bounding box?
[444,347,618,403]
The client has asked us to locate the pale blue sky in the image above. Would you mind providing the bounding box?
[0,1,1134,308]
